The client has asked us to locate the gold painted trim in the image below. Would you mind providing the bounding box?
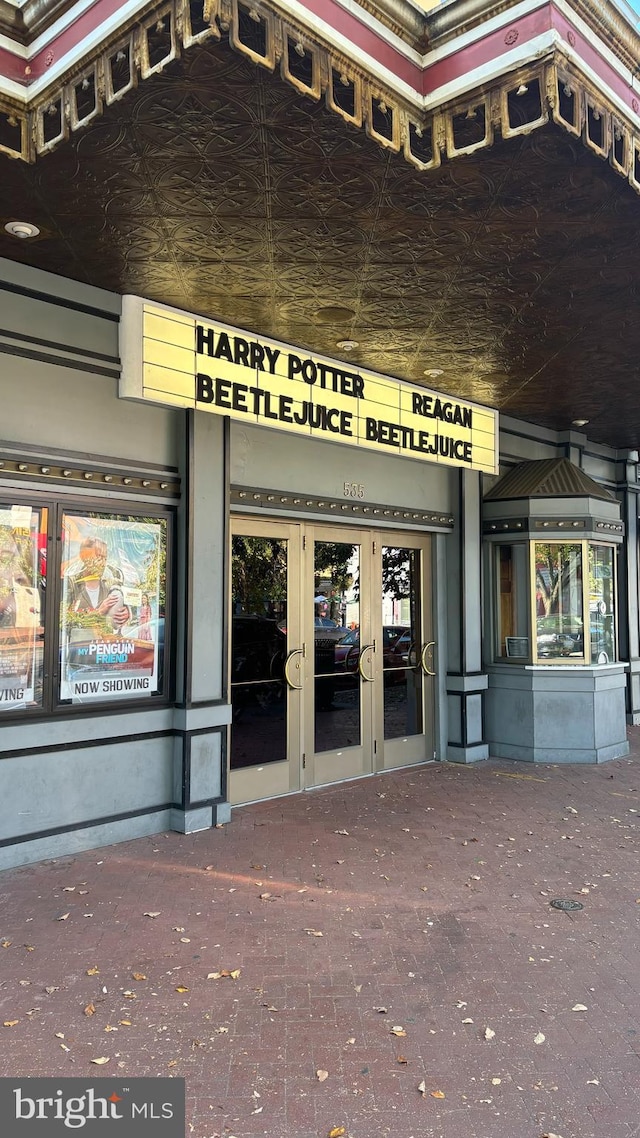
[1,0,640,212]
[0,451,180,496]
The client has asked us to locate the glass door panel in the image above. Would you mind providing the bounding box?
[306,528,372,788]
[313,539,361,755]
[228,521,302,805]
[381,546,423,741]
[376,536,434,770]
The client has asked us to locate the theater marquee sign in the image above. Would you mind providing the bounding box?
[120,297,498,474]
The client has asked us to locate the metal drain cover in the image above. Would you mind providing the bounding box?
[549,898,584,911]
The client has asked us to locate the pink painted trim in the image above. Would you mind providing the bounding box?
[0,0,639,123]
[299,0,422,89]
[28,0,130,82]
[0,43,26,84]
[551,5,640,115]
[422,6,552,95]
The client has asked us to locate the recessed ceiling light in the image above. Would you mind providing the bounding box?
[336,339,359,351]
[4,220,40,240]
[424,368,444,377]
[572,418,589,427]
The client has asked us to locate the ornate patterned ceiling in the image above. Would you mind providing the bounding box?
[2,32,640,448]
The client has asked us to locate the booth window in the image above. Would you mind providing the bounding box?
[494,539,616,665]
[0,497,170,716]
[535,541,584,661]
[496,544,529,658]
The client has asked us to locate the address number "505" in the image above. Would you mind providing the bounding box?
[344,482,365,498]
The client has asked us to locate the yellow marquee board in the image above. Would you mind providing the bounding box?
[120,296,498,474]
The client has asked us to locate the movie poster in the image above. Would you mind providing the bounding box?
[0,505,45,711]
[60,513,164,703]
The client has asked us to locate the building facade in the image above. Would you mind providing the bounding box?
[1,0,640,867]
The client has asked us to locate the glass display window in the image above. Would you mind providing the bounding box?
[0,496,171,717]
[493,539,617,665]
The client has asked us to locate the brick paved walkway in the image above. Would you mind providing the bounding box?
[2,735,640,1138]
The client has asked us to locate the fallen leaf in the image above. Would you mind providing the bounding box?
[304,929,323,937]
[45,986,59,994]
[431,1090,445,1099]
[328,1128,346,1138]
[374,1006,388,1014]
[143,912,161,918]
[396,1055,408,1064]
[484,1027,496,1041]
[84,1004,96,1016]
[1,939,12,948]
[462,1018,474,1024]
[104,1025,118,1032]
[417,1080,427,1097]
[118,1020,132,1027]
[86,967,99,976]
[572,1004,588,1012]
[90,1057,110,1065]
[57,913,70,922]
[316,1069,329,1082]
[390,1026,406,1037]
[534,1032,546,1045]
[54,1032,65,1039]
[175,986,189,993]
[3,1020,19,1027]
[62,886,76,892]
[132,973,147,981]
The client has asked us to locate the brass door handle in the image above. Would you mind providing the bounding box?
[358,643,375,682]
[420,641,436,677]
[284,647,304,690]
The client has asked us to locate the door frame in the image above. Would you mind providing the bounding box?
[228,516,438,804]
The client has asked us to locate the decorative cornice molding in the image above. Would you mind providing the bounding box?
[231,485,455,526]
[0,0,640,208]
[0,0,73,44]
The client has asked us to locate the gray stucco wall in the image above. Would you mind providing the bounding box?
[0,260,186,868]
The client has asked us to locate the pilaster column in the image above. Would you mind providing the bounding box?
[171,411,232,833]
[445,469,489,762]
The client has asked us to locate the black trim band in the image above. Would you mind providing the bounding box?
[0,280,119,322]
[0,325,120,364]
[0,340,120,378]
[0,802,171,849]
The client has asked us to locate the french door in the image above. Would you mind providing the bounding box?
[228,517,435,805]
